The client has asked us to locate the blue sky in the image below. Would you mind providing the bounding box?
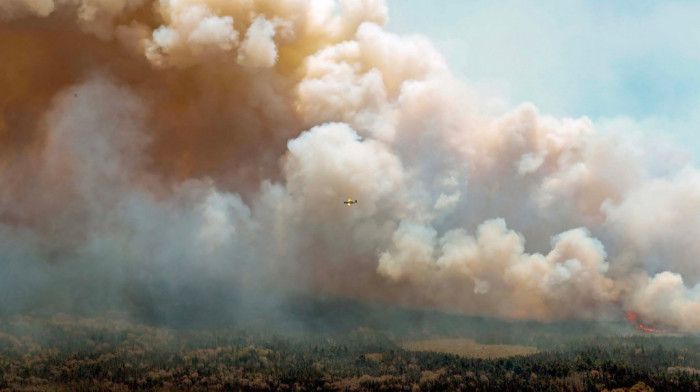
[385,0,700,163]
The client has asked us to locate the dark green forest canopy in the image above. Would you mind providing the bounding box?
[1,313,699,391]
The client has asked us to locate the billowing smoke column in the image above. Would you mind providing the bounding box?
[1,0,700,331]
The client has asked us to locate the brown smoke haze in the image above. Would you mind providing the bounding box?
[1,0,700,332]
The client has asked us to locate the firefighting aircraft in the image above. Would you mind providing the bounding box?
[343,198,358,206]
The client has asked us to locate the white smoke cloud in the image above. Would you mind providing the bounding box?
[145,4,240,67]
[626,272,700,332]
[1,0,700,332]
[0,0,54,19]
[378,220,617,321]
[237,15,277,68]
[603,167,700,281]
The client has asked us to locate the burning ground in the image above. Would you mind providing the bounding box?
[1,0,700,334]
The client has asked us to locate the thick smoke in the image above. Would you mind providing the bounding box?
[1,0,699,332]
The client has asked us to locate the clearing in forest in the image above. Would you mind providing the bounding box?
[402,338,538,359]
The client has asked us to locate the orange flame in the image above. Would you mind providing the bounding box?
[626,312,663,332]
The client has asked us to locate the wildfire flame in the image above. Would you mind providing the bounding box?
[626,312,663,332]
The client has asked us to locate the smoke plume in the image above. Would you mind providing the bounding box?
[1,0,699,332]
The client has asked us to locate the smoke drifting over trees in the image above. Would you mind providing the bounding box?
[1,0,700,332]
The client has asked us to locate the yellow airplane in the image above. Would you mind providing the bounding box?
[343,198,358,206]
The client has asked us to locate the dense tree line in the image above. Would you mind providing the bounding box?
[1,316,700,391]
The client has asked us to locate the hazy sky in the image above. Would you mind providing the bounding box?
[385,0,700,162]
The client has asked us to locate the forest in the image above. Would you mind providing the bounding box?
[1,309,699,391]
